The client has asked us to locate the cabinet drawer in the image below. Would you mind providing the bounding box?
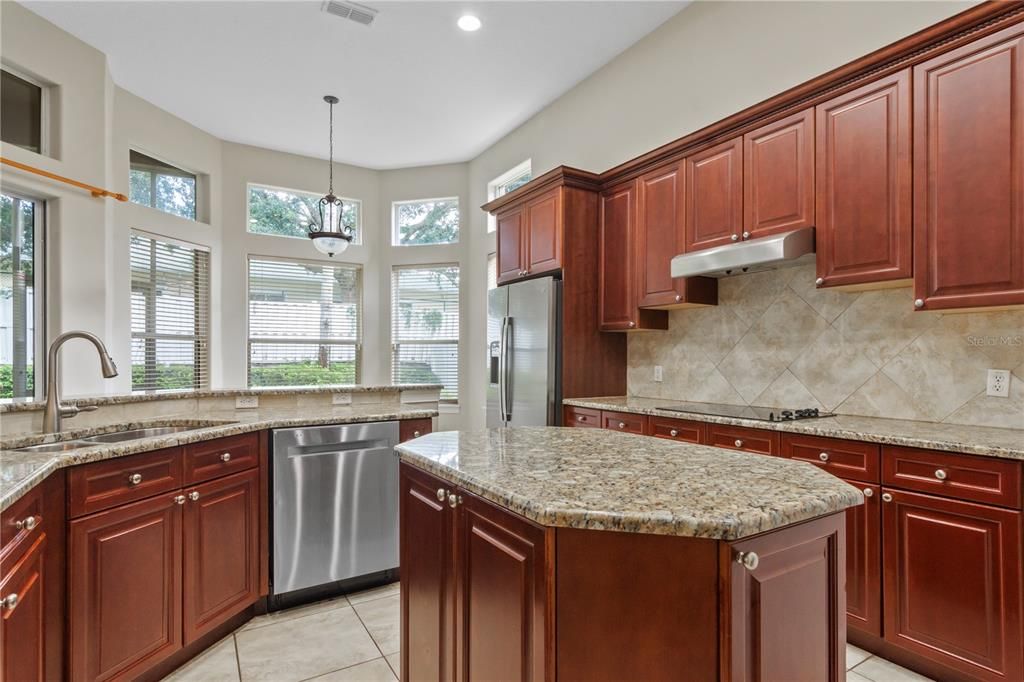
[184,433,259,485]
[70,447,184,518]
[1,479,45,556]
[782,433,880,483]
[564,406,601,428]
[400,419,433,442]
[882,446,1021,509]
[705,424,779,456]
[601,410,647,434]
[647,416,703,443]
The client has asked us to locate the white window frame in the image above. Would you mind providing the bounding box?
[245,254,363,387]
[1,64,51,157]
[391,196,460,246]
[0,190,46,400]
[246,182,363,245]
[129,149,201,222]
[487,159,532,232]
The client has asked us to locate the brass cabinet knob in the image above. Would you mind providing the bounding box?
[220,452,232,462]
[863,488,874,497]
[188,491,200,502]
[15,516,37,531]
[128,473,143,486]
[882,492,893,502]
[819,452,829,462]
[436,488,446,502]
[734,439,744,448]
[736,551,759,570]
[935,469,947,480]
[174,495,186,505]
[914,299,925,309]
[815,277,824,286]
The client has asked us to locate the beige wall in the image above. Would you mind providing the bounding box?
[462,0,980,429]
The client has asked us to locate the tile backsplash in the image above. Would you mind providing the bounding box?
[627,264,1024,429]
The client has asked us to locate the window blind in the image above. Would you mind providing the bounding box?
[391,265,459,401]
[248,257,361,387]
[130,233,210,391]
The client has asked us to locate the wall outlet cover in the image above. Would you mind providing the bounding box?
[235,396,260,409]
[987,369,1011,398]
[654,365,663,383]
[331,393,353,405]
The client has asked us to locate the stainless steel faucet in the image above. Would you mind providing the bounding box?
[43,331,119,433]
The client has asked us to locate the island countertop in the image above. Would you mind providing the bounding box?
[395,426,862,540]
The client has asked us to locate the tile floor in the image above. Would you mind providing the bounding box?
[164,581,933,682]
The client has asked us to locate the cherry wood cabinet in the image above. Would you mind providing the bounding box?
[882,445,1021,509]
[184,433,258,486]
[705,422,780,456]
[599,180,668,331]
[782,433,881,483]
[1,534,47,682]
[495,188,563,285]
[400,463,551,682]
[882,488,1023,681]
[599,409,647,435]
[495,206,526,285]
[815,70,912,289]
[646,415,703,443]
[562,405,600,428]
[743,108,815,239]
[724,513,846,682]
[635,163,718,309]
[913,24,1024,310]
[844,480,882,637]
[182,469,259,644]
[69,491,183,682]
[684,137,744,252]
[400,418,433,442]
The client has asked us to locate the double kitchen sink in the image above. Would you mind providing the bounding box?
[12,424,230,453]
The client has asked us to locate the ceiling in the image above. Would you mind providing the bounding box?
[25,1,686,169]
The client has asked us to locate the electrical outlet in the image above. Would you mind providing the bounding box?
[331,393,353,405]
[654,365,663,383]
[235,396,259,409]
[987,369,1011,398]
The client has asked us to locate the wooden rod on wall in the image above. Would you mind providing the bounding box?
[0,156,128,201]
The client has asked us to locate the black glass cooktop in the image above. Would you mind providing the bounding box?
[659,402,832,422]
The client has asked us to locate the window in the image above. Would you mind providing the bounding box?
[248,257,361,387]
[130,233,210,391]
[487,253,497,291]
[391,265,459,401]
[1,69,44,154]
[1,193,44,400]
[248,184,361,244]
[487,160,532,232]
[129,150,197,220]
[392,198,459,245]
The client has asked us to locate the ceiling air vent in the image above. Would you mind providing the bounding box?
[321,0,378,26]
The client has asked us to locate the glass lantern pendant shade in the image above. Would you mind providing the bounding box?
[308,95,354,257]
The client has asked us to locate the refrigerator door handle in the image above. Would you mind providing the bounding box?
[502,316,514,423]
[498,316,507,423]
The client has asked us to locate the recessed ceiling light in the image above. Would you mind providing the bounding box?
[457,14,481,32]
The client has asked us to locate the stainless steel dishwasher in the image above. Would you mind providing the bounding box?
[270,421,400,609]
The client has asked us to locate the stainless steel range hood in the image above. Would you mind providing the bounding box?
[670,227,815,278]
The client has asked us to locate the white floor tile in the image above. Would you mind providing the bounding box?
[352,594,401,655]
[347,582,400,606]
[853,656,936,682]
[848,671,873,682]
[385,653,400,680]
[236,606,380,682]
[163,636,239,682]
[238,596,350,632]
[304,658,397,681]
[846,644,872,669]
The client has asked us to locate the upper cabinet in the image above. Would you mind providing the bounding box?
[635,163,718,310]
[495,207,526,285]
[913,24,1024,310]
[684,137,743,251]
[815,70,912,289]
[743,108,815,239]
[495,189,563,285]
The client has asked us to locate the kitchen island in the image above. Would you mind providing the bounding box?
[396,427,862,682]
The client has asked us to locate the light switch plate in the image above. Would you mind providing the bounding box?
[331,393,353,405]
[654,365,663,383]
[987,369,1011,398]
[235,396,259,409]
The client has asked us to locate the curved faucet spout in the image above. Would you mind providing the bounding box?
[43,331,119,433]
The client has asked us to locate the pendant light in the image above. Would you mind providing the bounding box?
[308,95,354,257]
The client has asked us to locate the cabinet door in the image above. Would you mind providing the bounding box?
[913,25,1024,310]
[685,137,743,251]
[400,463,455,682]
[844,481,881,636]
[816,70,912,288]
[882,488,1022,681]
[1,534,46,682]
[69,492,182,682]
[725,513,845,682]
[496,207,526,285]
[525,189,562,276]
[743,109,815,239]
[599,182,638,330]
[182,469,259,644]
[637,163,686,307]
[455,490,549,682]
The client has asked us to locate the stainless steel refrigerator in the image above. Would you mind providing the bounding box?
[487,276,562,427]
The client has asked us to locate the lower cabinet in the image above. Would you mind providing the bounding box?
[843,480,881,636]
[1,534,48,681]
[400,463,551,682]
[881,488,1023,682]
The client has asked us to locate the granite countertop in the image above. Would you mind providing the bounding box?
[1,403,438,513]
[0,383,443,413]
[396,427,862,540]
[564,396,1024,461]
